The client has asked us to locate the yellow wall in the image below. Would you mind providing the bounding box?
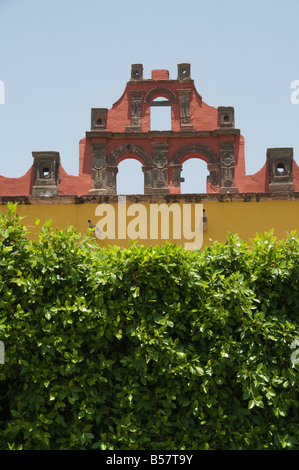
[2,197,299,248]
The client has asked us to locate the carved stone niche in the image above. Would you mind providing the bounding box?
[144,142,170,194]
[151,142,170,193]
[219,141,239,193]
[218,107,235,128]
[267,148,294,193]
[32,151,60,196]
[91,108,108,131]
[130,64,143,81]
[89,143,117,195]
[178,89,194,131]
[126,91,144,132]
[177,63,191,81]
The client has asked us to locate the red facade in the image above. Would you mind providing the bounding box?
[0,64,297,197]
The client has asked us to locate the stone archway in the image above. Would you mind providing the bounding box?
[107,144,154,194]
[107,144,153,168]
[170,143,220,190]
[144,87,177,104]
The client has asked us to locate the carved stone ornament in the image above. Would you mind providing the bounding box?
[90,143,117,194]
[126,91,144,131]
[219,141,238,193]
[178,89,194,130]
[144,142,169,194]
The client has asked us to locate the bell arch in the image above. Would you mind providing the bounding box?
[107,144,153,168]
[180,159,210,193]
[170,143,220,190]
[107,144,153,194]
[117,158,144,195]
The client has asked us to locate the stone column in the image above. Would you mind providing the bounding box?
[207,163,220,188]
[170,164,183,190]
[219,141,239,193]
[143,166,154,194]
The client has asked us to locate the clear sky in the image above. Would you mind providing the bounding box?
[0,0,299,194]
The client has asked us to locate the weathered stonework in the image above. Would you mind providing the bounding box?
[267,148,294,193]
[218,107,235,128]
[171,143,220,191]
[130,64,143,81]
[91,108,108,131]
[89,143,117,195]
[177,63,191,81]
[178,89,194,131]
[126,91,144,132]
[32,152,60,196]
[219,141,238,193]
[144,142,169,194]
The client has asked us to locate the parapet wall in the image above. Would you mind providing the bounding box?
[2,192,299,248]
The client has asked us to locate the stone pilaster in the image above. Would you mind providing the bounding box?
[89,143,117,195]
[126,91,144,132]
[144,142,170,194]
[219,141,239,193]
[178,89,194,131]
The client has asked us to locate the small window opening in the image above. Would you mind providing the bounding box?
[42,166,50,178]
[276,162,285,174]
[150,97,172,131]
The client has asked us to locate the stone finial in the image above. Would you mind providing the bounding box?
[131,64,143,80]
[267,148,294,193]
[177,63,191,81]
[32,151,60,196]
[218,107,235,128]
[91,108,108,130]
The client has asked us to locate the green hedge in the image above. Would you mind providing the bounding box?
[0,203,298,450]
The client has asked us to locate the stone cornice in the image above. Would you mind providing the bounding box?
[85,129,241,139]
[2,192,299,205]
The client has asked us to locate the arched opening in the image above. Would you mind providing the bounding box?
[150,97,172,131]
[180,158,209,194]
[116,158,144,195]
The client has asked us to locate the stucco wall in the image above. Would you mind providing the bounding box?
[1,193,299,248]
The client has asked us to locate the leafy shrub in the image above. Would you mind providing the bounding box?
[0,203,298,450]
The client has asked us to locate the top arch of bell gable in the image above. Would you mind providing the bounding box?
[144,87,177,104]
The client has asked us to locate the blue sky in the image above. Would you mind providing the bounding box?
[0,0,299,194]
